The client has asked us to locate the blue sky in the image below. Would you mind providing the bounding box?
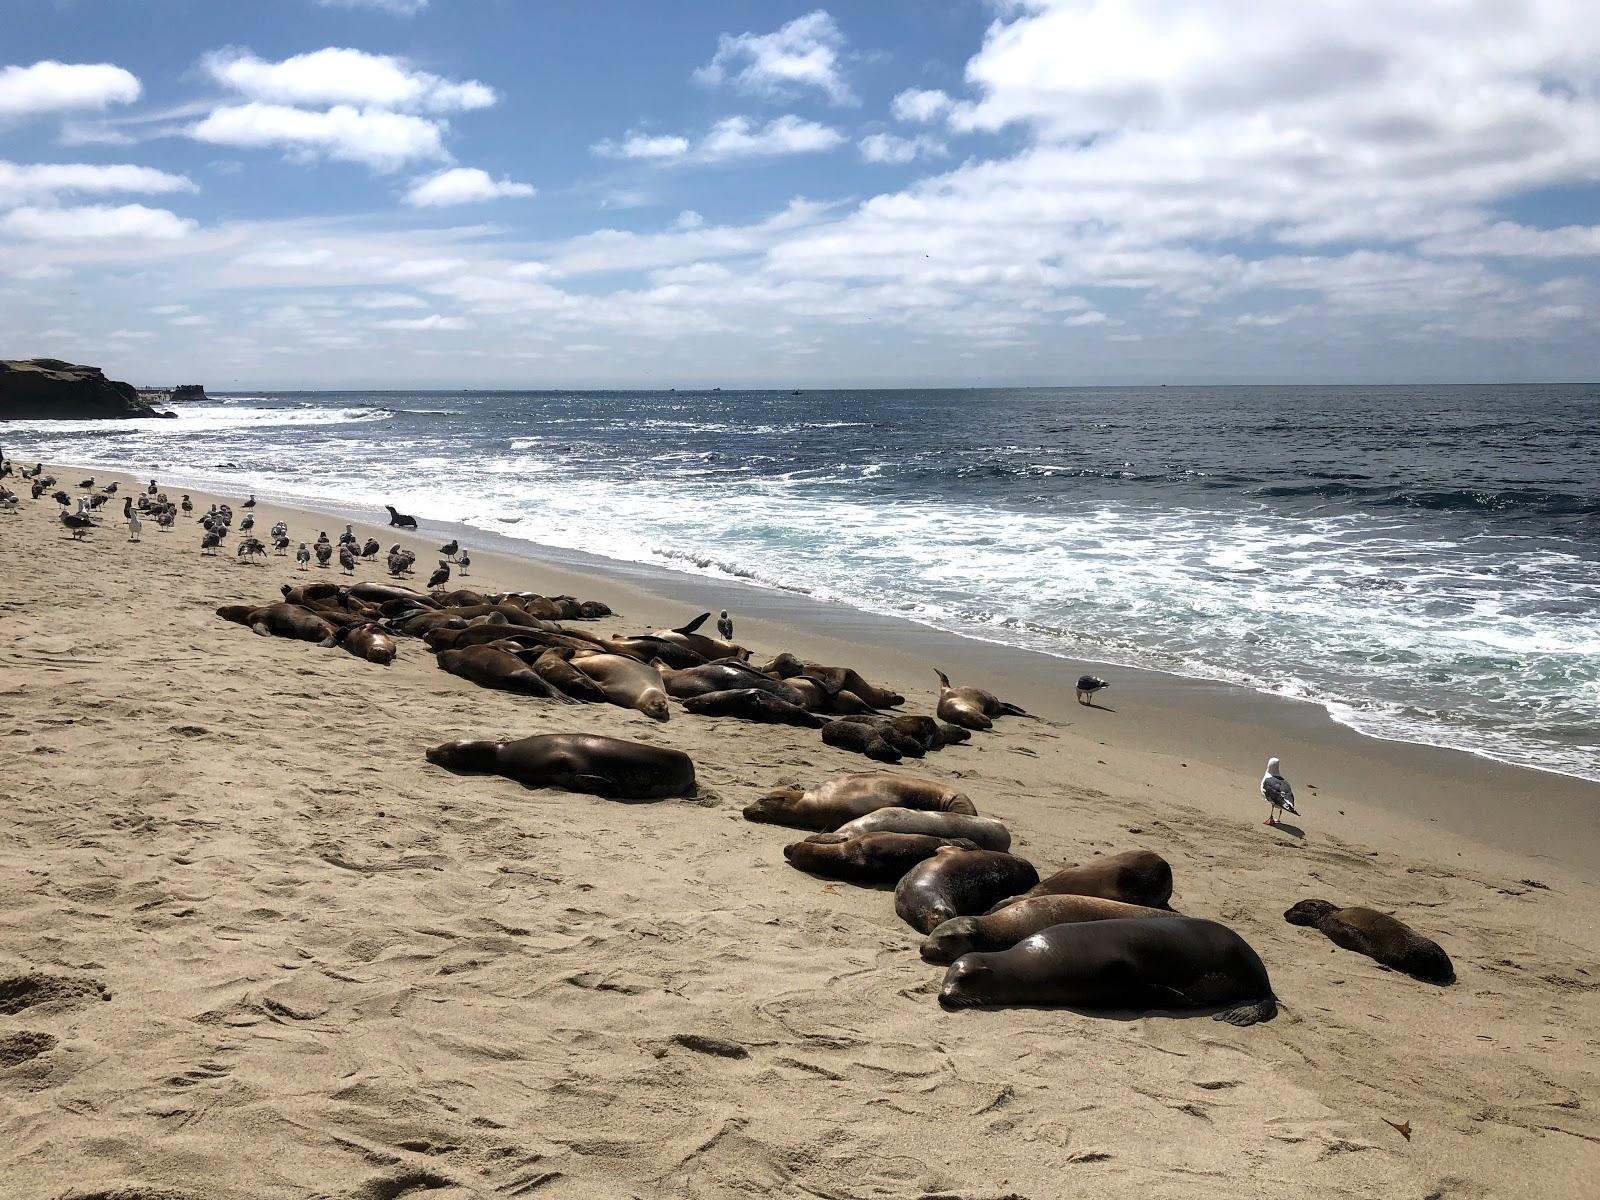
[1,0,1597,388]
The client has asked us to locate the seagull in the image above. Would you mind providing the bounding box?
[237,536,267,561]
[296,542,311,570]
[60,507,94,539]
[427,560,450,589]
[243,493,256,508]
[273,534,290,555]
[361,537,380,558]
[102,481,118,495]
[52,490,70,506]
[201,528,222,555]
[148,479,158,495]
[439,539,459,560]
[240,513,255,534]
[270,520,288,540]
[121,497,134,526]
[1075,674,1110,705]
[339,547,356,574]
[456,549,470,576]
[181,495,193,514]
[78,477,95,489]
[156,508,176,532]
[1261,757,1299,826]
[315,541,333,568]
[127,509,143,541]
[339,524,358,547]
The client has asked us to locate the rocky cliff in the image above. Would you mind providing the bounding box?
[0,359,175,420]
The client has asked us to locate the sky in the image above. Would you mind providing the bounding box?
[1,0,1598,389]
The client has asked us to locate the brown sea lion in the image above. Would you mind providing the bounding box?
[650,612,750,661]
[658,661,806,705]
[348,581,431,606]
[425,733,694,799]
[744,772,976,830]
[895,845,1040,933]
[938,917,1278,1025]
[336,621,398,665]
[782,676,877,713]
[921,894,1180,964]
[763,653,904,708]
[681,688,823,727]
[280,582,344,607]
[822,714,969,762]
[388,609,468,636]
[526,648,609,703]
[1017,849,1174,909]
[833,807,1012,851]
[570,652,671,721]
[436,645,572,701]
[934,669,1028,731]
[785,833,979,883]
[219,602,338,644]
[1284,899,1455,984]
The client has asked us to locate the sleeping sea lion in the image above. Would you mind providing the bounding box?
[650,612,750,661]
[938,917,1278,1025]
[934,669,1028,731]
[681,688,823,727]
[782,676,878,714]
[526,648,610,703]
[436,645,572,701]
[785,833,979,883]
[219,602,338,644]
[763,654,904,708]
[570,653,671,721]
[1284,899,1455,984]
[833,807,1012,851]
[658,662,806,705]
[425,733,694,800]
[895,845,1040,933]
[744,772,976,830]
[336,621,398,665]
[1016,848,1174,909]
[921,893,1180,963]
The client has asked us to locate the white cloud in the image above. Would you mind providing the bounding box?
[697,115,844,162]
[379,314,470,330]
[352,292,427,309]
[858,132,947,164]
[405,167,534,207]
[190,103,446,170]
[0,61,140,118]
[316,0,429,15]
[11,263,70,281]
[890,88,953,124]
[694,10,855,105]
[0,203,195,240]
[591,132,691,160]
[202,47,493,113]
[0,161,195,206]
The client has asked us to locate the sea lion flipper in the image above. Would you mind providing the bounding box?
[998,702,1028,716]
[1213,997,1278,1026]
[569,773,616,796]
[674,612,711,634]
[935,669,952,688]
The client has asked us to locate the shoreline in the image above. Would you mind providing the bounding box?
[30,456,1600,873]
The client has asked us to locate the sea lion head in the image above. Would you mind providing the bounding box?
[425,739,499,771]
[783,833,847,863]
[743,786,805,825]
[921,916,983,964]
[641,693,671,722]
[937,955,998,1009]
[763,652,804,678]
[1283,898,1339,927]
[216,604,257,625]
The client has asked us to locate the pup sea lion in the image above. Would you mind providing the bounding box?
[833,807,1012,851]
[336,621,398,665]
[425,733,694,800]
[1284,899,1455,984]
[934,669,1028,731]
[786,833,979,883]
[744,772,976,830]
[938,917,1278,1025]
[658,662,806,705]
[1017,848,1174,909]
[436,645,572,701]
[571,653,671,721]
[921,894,1180,964]
[681,688,823,727]
[895,845,1040,933]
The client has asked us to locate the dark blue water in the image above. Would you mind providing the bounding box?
[10,384,1599,779]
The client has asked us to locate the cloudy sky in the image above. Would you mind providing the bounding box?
[2,0,1597,388]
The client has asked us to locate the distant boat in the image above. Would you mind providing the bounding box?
[792,389,802,395]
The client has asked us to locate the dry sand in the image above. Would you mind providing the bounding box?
[2,466,1598,1200]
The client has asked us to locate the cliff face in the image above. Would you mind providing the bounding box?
[0,359,175,420]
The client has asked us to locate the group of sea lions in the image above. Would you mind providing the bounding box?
[748,769,1455,1018]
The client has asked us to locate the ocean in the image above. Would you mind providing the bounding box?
[8,384,1598,781]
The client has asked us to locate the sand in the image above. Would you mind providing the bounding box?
[2,466,1598,1200]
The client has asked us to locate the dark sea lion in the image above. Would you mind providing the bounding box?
[336,622,398,665]
[281,582,344,606]
[435,588,491,607]
[571,652,671,721]
[389,610,469,636]
[821,717,911,762]
[650,612,750,661]
[1284,899,1455,984]
[527,648,610,703]
[1018,849,1174,909]
[921,894,1180,964]
[681,688,823,727]
[934,669,1028,731]
[216,603,256,625]
[348,581,430,606]
[425,733,694,800]
[224,602,339,644]
[937,917,1278,1025]
[658,662,806,705]
[436,645,572,701]
[385,504,418,529]
[783,676,877,713]
[744,772,976,830]
[785,832,980,883]
[763,654,904,708]
[832,807,1012,851]
[895,845,1040,933]
[602,635,705,669]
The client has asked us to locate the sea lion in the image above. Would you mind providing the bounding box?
[281,582,345,606]
[570,653,671,721]
[763,654,904,708]
[785,833,980,883]
[833,807,1012,852]
[1284,899,1455,984]
[425,733,694,800]
[348,581,430,606]
[385,504,418,529]
[650,612,750,661]
[219,602,338,644]
[526,648,610,703]
[743,772,976,830]
[1018,849,1174,909]
[895,845,1040,933]
[602,635,706,669]
[658,662,806,706]
[681,688,823,727]
[388,610,469,636]
[436,645,573,701]
[822,714,968,762]
[335,621,398,665]
[782,676,878,714]
[937,917,1278,1025]
[920,894,1181,964]
[934,669,1028,731]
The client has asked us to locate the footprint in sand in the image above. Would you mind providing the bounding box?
[0,972,109,1015]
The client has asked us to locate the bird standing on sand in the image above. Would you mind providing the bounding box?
[127,509,142,542]
[340,524,358,547]
[716,610,733,639]
[1075,674,1109,705]
[456,549,470,576]
[427,560,451,589]
[439,539,459,561]
[296,542,311,569]
[361,537,380,558]
[243,494,256,508]
[339,547,356,574]
[60,507,94,539]
[240,513,255,535]
[181,495,193,514]
[148,479,157,495]
[1261,757,1299,826]
[200,528,222,555]
[273,534,290,555]
[316,541,333,568]
[78,477,95,489]
[270,520,288,540]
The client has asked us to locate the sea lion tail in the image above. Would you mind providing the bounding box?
[674,612,712,634]
[1213,996,1278,1026]
[998,702,1029,716]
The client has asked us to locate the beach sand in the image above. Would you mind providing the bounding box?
[2,467,1598,1199]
